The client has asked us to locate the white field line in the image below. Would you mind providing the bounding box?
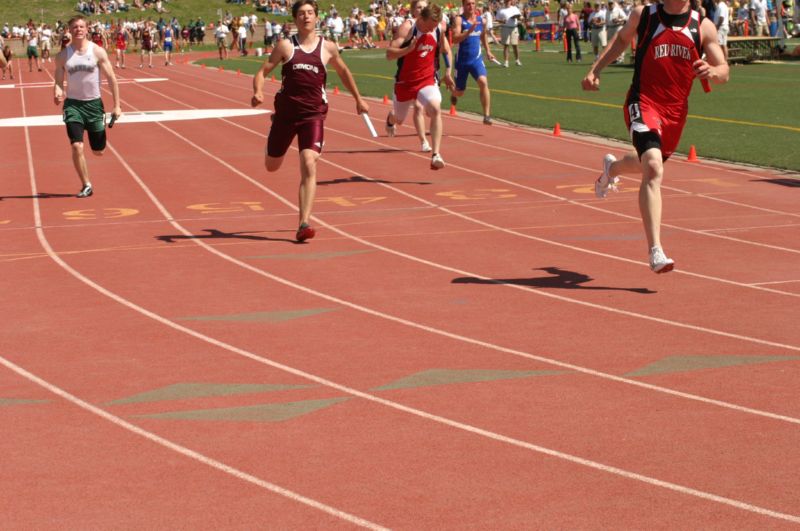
[130,68,800,299]
[14,68,388,531]
[105,84,800,423]
[15,64,800,525]
[23,118,800,528]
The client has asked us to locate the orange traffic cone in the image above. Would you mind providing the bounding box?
[383,94,390,104]
[333,85,340,95]
[271,74,276,82]
[687,145,699,162]
[449,104,457,116]
[236,69,241,76]
[553,122,561,136]
[218,65,224,72]
[201,63,206,69]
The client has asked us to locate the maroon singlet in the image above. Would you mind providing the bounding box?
[274,35,328,121]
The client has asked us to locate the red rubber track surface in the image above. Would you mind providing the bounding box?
[2,54,799,529]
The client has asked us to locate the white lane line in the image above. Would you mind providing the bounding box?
[133,69,800,298]
[750,279,800,286]
[107,86,800,425]
[0,358,388,531]
[14,68,388,531]
[18,64,800,525]
[700,222,800,233]
[161,66,800,222]
[22,126,800,528]
[0,108,269,127]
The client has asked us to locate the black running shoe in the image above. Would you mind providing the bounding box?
[77,184,93,198]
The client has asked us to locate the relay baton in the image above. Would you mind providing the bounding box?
[108,113,118,128]
[490,57,503,66]
[361,112,378,138]
[690,48,711,93]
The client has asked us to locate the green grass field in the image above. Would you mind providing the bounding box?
[202,43,800,171]
[0,0,259,26]
[5,1,796,170]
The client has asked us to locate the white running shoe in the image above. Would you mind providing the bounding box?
[594,153,620,198]
[649,246,675,274]
[515,60,522,66]
[385,120,396,138]
[503,61,508,68]
[430,153,445,170]
[421,140,432,152]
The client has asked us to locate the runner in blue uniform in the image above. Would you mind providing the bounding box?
[450,0,496,124]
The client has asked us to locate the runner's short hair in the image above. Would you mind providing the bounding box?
[419,3,443,22]
[67,15,87,28]
[292,0,319,18]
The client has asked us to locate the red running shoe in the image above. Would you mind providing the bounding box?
[296,223,316,242]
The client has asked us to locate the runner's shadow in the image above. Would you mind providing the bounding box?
[452,266,656,294]
[0,193,75,200]
[324,148,403,154]
[751,178,800,188]
[156,229,297,244]
[318,175,432,186]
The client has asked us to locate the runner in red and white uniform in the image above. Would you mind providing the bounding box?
[252,0,369,243]
[114,25,128,68]
[385,2,454,170]
[90,25,106,49]
[582,0,728,273]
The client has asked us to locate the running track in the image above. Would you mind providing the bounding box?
[2,55,799,528]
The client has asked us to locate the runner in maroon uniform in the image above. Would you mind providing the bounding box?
[385,3,454,170]
[581,0,728,273]
[251,0,369,242]
[140,25,154,68]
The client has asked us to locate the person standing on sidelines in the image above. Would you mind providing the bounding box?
[589,1,608,59]
[41,25,54,63]
[714,0,730,61]
[385,3,454,169]
[582,0,728,273]
[483,5,500,44]
[562,3,583,62]
[450,0,496,124]
[251,0,369,242]
[496,0,522,67]
[606,0,627,63]
[54,15,122,198]
[215,20,230,60]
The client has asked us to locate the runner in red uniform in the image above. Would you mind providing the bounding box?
[252,0,369,242]
[385,3,454,170]
[91,26,106,49]
[582,0,728,273]
[114,25,128,68]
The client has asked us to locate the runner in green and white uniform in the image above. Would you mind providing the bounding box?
[27,27,42,72]
[54,15,121,198]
